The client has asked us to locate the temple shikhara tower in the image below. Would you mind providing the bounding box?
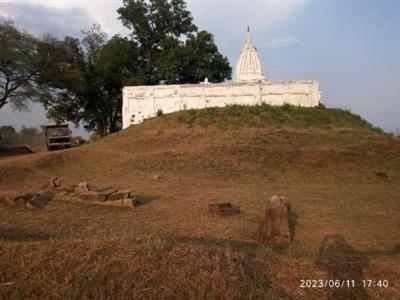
[122,29,321,128]
[234,28,266,82]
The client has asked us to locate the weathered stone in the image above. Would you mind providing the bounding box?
[152,174,161,180]
[0,191,35,207]
[26,191,54,209]
[64,186,76,194]
[96,188,118,201]
[209,202,241,217]
[79,191,100,202]
[107,189,131,201]
[42,177,62,191]
[75,182,91,194]
[102,198,138,208]
[259,195,291,245]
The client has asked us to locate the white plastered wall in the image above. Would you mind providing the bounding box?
[122,80,321,129]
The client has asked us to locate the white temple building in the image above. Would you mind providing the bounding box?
[122,29,321,128]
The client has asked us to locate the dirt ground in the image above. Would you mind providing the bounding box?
[1,109,400,299]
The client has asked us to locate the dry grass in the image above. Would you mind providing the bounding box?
[0,106,400,299]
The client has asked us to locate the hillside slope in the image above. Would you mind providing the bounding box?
[1,105,400,299]
[1,104,399,188]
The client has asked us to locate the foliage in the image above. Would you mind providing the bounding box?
[37,25,139,136]
[2,1,231,136]
[156,109,163,117]
[38,0,232,136]
[0,19,44,111]
[0,125,44,145]
[117,0,231,84]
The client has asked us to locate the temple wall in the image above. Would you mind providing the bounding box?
[122,80,321,129]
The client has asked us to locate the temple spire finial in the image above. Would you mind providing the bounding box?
[246,26,251,43]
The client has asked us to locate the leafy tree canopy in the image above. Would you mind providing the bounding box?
[118,0,231,84]
[0,19,44,110]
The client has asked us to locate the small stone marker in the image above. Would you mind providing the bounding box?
[259,195,291,245]
[208,202,241,216]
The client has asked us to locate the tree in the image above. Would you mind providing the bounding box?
[0,19,43,111]
[0,125,17,139]
[33,1,231,136]
[117,0,231,84]
[37,25,140,136]
[94,35,140,133]
[178,31,232,83]
[35,35,87,126]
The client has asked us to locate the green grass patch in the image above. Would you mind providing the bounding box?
[162,103,384,133]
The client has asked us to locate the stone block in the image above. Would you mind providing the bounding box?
[79,191,100,202]
[26,191,54,209]
[102,198,138,208]
[208,202,241,217]
[107,189,131,201]
[95,188,118,201]
[0,191,35,207]
[259,195,291,245]
[75,182,91,194]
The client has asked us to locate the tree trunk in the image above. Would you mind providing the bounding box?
[97,121,108,137]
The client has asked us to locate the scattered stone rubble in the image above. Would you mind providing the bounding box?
[0,189,55,210]
[0,177,138,209]
[208,202,241,216]
[71,182,137,208]
[259,195,292,246]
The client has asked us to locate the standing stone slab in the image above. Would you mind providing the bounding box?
[259,195,291,245]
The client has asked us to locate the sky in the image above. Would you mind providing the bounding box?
[0,0,399,137]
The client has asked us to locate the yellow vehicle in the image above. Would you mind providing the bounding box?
[45,124,72,151]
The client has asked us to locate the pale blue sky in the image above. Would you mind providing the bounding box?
[1,0,399,136]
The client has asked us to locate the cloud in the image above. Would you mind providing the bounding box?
[0,0,128,37]
[0,1,96,37]
[268,37,299,49]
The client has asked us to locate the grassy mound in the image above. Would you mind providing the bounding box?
[0,104,398,189]
[154,104,383,132]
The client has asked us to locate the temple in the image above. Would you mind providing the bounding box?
[122,29,321,128]
[234,27,265,82]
